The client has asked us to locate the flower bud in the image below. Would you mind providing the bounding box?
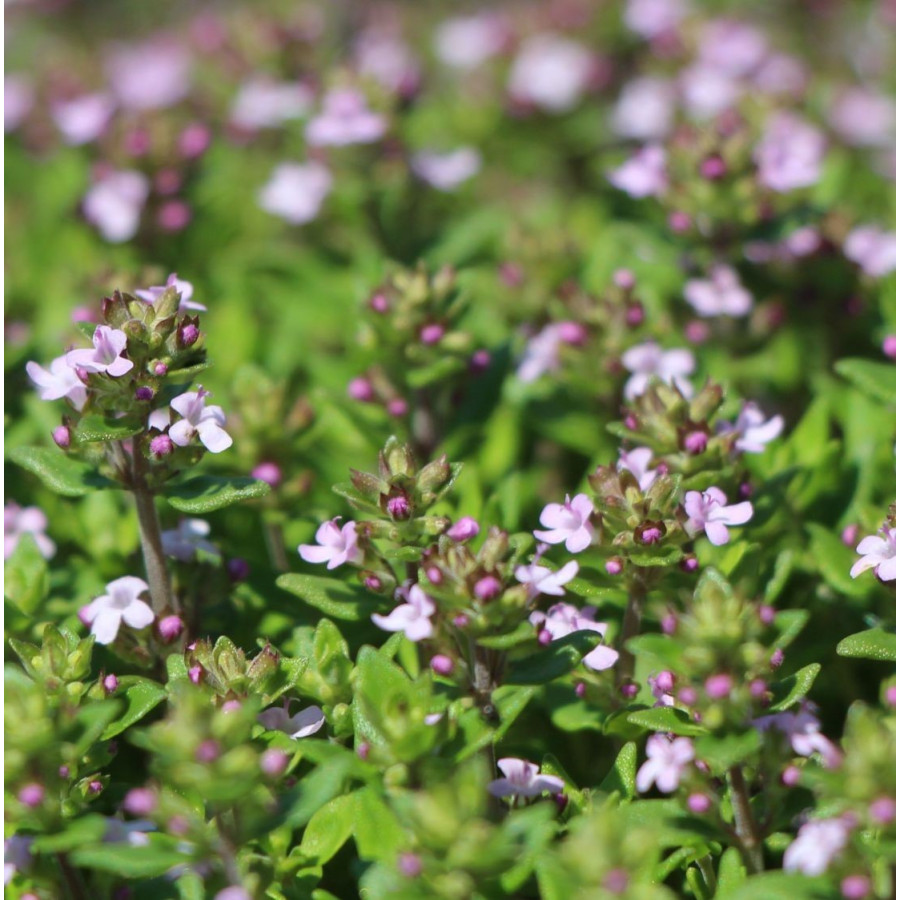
[705,673,733,699]
[781,765,801,786]
[153,361,169,376]
[638,523,663,544]
[474,575,502,601]
[661,613,677,635]
[687,793,711,814]
[668,211,692,233]
[770,648,785,669]
[684,321,710,344]
[683,430,708,454]
[841,876,871,900]
[758,604,776,625]
[188,665,204,685]
[425,566,442,585]
[883,334,896,360]
[430,655,454,676]
[158,616,185,643]
[620,682,638,700]
[558,321,587,345]
[574,681,586,698]
[59,765,70,779]
[398,853,422,878]
[654,671,676,693]
[348,377,375,402]
[452,614,469,629]
[387,398,408,417]
[251,461,282,487]
[605,558,624,575]
[841,524,859,547]
[178,321,200,348]
[538,629,553,646]
[221,700,242,713]
[227,558,250,582]
[699,155,727,179]
[88,780,103,795]
[749,678,768,699]
[370,292,389,313]
[613,269,635,290]
[179,123,211,158]
[447,517,480,541]
[677,686,697,705]
[469,349,491,373]
[886,685,896,708]
[52,425,71,449]
[103,674,119,694]
[135,386,154,402]
[123,787,157,816]
[150,434,175,459]
[681,555,699,573]
[420,323,445,345]
[625,303,644,327]
[386,495,412,520]
[18,783,44,807]
[195,740,220,763]
[364,574,383,591]
[260,749,290,778]
[869,797,895,824]
[356,742,370,761]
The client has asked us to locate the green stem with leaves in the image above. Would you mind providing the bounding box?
[728,765,764,874]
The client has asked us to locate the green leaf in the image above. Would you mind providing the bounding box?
[353,787,406,862]
[32,815,109,852]
[4,533,48,615]
[599,741,637,799]
[837,627,896,661]
[297,792,356,866]
[74,414,143,443]
[628,545,685,567]
[768,663,822,712]
[407,356,464,389]
[694,729,762,775]
[771,610,809,650]
[277,573,378,622]
[715,848,746,897]
[715,872,833,900]
[626,634,684,671]
[165,476,270,513]
[9,446,116,496]
[477,621,534,650]
[834,358,896,404]
[73,700,122,756]
[763,550,795,605]
[505,632,601,685]
[627,707,708,737]
[101,677,167,739]
[70,841,188,877]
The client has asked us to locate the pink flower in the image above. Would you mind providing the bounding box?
[66,325,134,377]
[844,227,896,278]
[411,148,481,191]
[488,758,564,799]
[169,389,232,453]
[371,585,435,641]
[258,162,332,225]
[447,517,480,541]
[534,493,595,553]
[612,78,675,141]
[829,87,895,148]
[529,602,618,671]
[515,560,579,598]
[51,93,115,145]
[305,89,386,146]
[723,402,783,453]
[507,34,593,113]
[516,322,582,382]
[623,0,688,39]
[684,487,753,545]
[754,112,826,193]
[621,341,695,399]
[755,706,842,769]
[105,40,191,111]
[636,734,695,793]
[135,273,206,312]
[81,576,154,645]
[697,19,768,77]
[608,145,668,198]
[355,28,420,97]
[26,354,87,410]
[161,518,220,563]
[83,170,150,243]
[5,75,34,132]
[4,502,56,560]
[783,817,853,875]
[617,447,662,491]
[684,265,753,317]
[850,526,896,581]
[433,14,507,69]
[258,702,326,739]
[230,78,313,130]
[300,519,361,570]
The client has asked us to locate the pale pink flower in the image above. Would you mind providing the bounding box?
[161,518,220,563]
[621,341,695,399]
[850,526,896,581]
[697,19,768,77]
[488,758,564,799]
[411,148,481,191]
[51,93,116,145]
[5,75,34,132]
[534,494,595,553]
[434,14,507,69]
[258,702,325,739]
[636,734,695,793]
[612,77,675,141]
[230,78,313,130]
[679,64,741,120]
[258,162,332,225]
[83,170,150,243]
[81,576,154,645]
[684,265,753,317]
[515,560,579,598]
[844,227,896,278]
[66,325,133,377]
[754,112,826,193]
[507,34,593,113]
[608,145,668,198]
[724,402,783,453]
[4,502,56,560]
[529,602,618,671]
[299,519,361,570]
[753,54,807,97]
[135,272,206,312]
[783,817,853,875]
[355,29,420,96]
[617,447,662,491]
[684,487,753,545]
[754,706,842,769]
[516,322,583,383]
[371,585,435,641]
[168,388,232,453]
[305,88,386,146]
[26,354,88,410]
[623,0,688,39]
[829,87,895,148]
[105,40,191,111]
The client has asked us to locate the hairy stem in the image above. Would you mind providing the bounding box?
[130,440,176,614]
[728,765,764,874]
[616,576,646,684]
[263,517,289,572]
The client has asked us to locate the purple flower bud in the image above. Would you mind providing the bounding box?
[179,123,211,158]
[574,681,586,698]
[72,306,95,323]
[739,482,753,499]
[179,322,200,347]
[348,377,375,402]
[18,783,44,807]
[188,665,204,684]
[620,682,639,700]
[699,155,727,180]
[661,613,677,635]
[88,780,103,795]
[639,525,663,544]
[625,303,645,327]
[158,615,184,643]
[469,349,491,373]
[553,791,569,813]
[356,742,370,761]
[59,765,70,778]
[452,614,469,629]
[387,495,412,520]
[841,876,871,900]
[103,674,119,694]
[684,321,710,344]
[227,558,250,582]
[677,687,697,705]
[425,566,443,585]
[538,628,553,646]
[364,574,383,591]
[869,796,895,824]
[705,673,733,699]
[430,655,454,676]
[474,575,502,601]
[605,558,624,575]
[613,269,635,290]
[758,604,776,625]
[221,700,242,713]
[687,793,711,814]
[883,334,896,360]
[624,414,638,430]
[681,556,699,573]
[387,398,408,417]
[770,648,785,669]
[498,262,524,287]
[52,425,71,449]
[420,323,445,345]
[135,386,154,402]
[447,517,480,541]
[558,321,587,345]
[668,211,692,233]
[78,605,93,626]
[841,524,860,547]
[370,292,389,313]
[158,200,192,233]
[683,431,708,454]
[123,787,157,816]
[654,671,676,693]
[195,740,220,763]
[781,765,801,786]
[886,685,896,708]
[603,868,629,894]
[124,127,151,156]
[749,679,768,699]
[251,461,282,487]
[150,434,175,459]
[260,749,290,777]
[153,362,169,377]
[398,853,422,878]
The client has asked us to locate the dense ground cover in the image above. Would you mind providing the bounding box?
[4,1,897,898]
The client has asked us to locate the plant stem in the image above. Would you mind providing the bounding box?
[129,440,176,615]
[56,852,87,900]
[727,765,764,874]
[616,575,646,684]
[263,517,289,572]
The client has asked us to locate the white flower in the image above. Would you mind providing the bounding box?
[26,354,87,410]
[724,402,783,453]
[168,388,232,453]
[83,170,150,243]
[488,758,564,798]
[612,77,675,141]
[135,272,206,312]
[258,702,326,739]
[515,559,579,597]
[534,494,595,553]
[51,93,115,145]
[411,148,481,191]
[299,519,361,570]
[305,89,386,146]
[783,817,853,876]
[66,325,133,377]
[529,602,618,671]
[230,78,313,130]
[82,576,154,645]
[161,519,220,563]
[844,226,896,278]
[434,14,506,69]
[636,734,695,793]
[684,487,753,546]
[608,145,668,198]
[621,341,695,399]
[507,34,593,113]
[258,162,332,225]
[684,265,753,317]
[617,447,662,491]
[4,502,56,560]
[850,527,896,581]
[371,585,435,641]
